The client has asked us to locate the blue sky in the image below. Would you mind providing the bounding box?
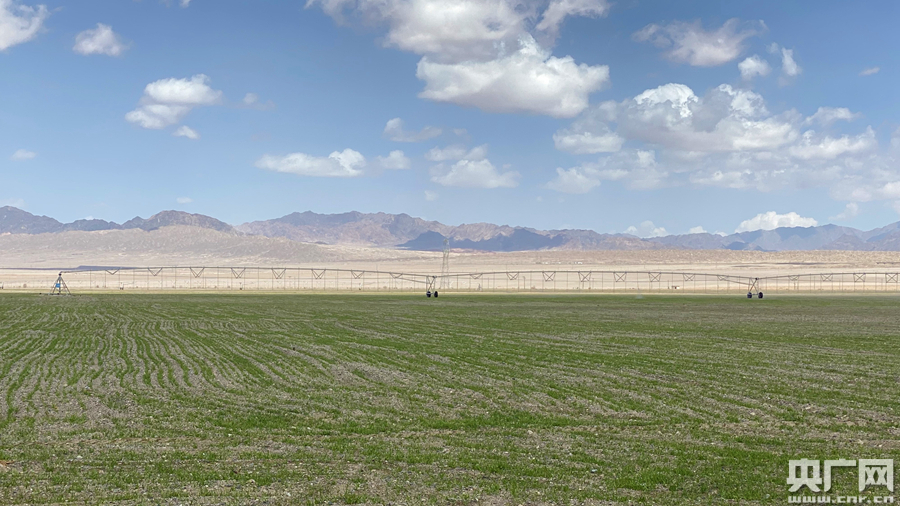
[1,0,898,236]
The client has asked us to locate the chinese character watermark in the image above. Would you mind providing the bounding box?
[788,458,894,504]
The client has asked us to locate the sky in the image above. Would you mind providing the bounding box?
[1,0,899,237]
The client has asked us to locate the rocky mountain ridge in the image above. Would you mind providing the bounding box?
[4,206,900,252]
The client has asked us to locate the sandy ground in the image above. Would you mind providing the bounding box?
[2,227,900,292]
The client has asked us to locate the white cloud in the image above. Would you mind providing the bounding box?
[383,117,441,142]
[633,18,760,66]
[546,167,601,194]
[125,104,191,129]
[424,190,438,201]
[425,144,487,162]
[616,83,795,153]
[176,197,193,204]
[243,93,258,105]
[806,107,860,126]
[548,81,892,198]
[625,220,667,238]
[536,0,610,39]
[256,149,365,178]
[376,150,411,170]
[352,0,532,62]
[787,128,876,160]
[73,24,128,56]
[1,198,25,208]
[180,0,191,7]
[552,101,623,154]
[860,66,880,76]
[546,149,666,193]
[843,181,900,203]
[430,159,519,188]
[126,74,223,129]
[143,74,222,105]
[553,129,624,154]
[738,55,771,80]
[309,0,609,117]
[830,202,859,222]
[10,148,35,160]
[735,211,817,233]
[417,35,608,118]
[172,125,200,140]
[0,0,48,51]
[687,226,707,234]
[780,48,801,76]
[770,45,801,83]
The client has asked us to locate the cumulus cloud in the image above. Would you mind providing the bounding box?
[1,197,25,208]
[256,149,366,178]
[376,150,411,170]
[687,226,707,234]
[553,128,623,154]
[806,107,860,126]
[735,211,817,233]
[172,125,200,140]
[425,144,487,162]
[738,55,770,79]
[860,66,880,76]
[546,167,601,193]
[612,83,796,153]
[535,0,610,39]
[633,18,761,66]
[841,181,900,203]
[126,74,223,129]
[625,220,667,238]
[176,197,193,204]
[548,81,891,201]
[552,101,623,154]
[0,0,48,51]
[430,159,519,188]
[546,149,666,193]
[780,47,801,77]
[308,0,610,117]
[383,117,441,142]
[417,35,608,117]
[830,202,859,222]
[788,128,876,160]
[768,44,801,83]
[10,149,35,160]
[73,24,128,56]
[243,93,258,105]
[180,0,191,7]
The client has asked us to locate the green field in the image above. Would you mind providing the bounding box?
[0,294,897,505]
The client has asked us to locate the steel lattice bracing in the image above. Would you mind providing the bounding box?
[48,272,71,296]
[0,267,897,294]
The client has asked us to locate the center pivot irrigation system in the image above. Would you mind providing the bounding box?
[27,266,900,297]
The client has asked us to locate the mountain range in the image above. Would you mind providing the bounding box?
[4,206,900,252]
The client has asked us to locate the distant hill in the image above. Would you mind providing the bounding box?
[0,206,67,234]
[121,210,234,233]
[0,207,236,235]
[5,206,900,251]
[648,223,900,252]
[240,211,658,251]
